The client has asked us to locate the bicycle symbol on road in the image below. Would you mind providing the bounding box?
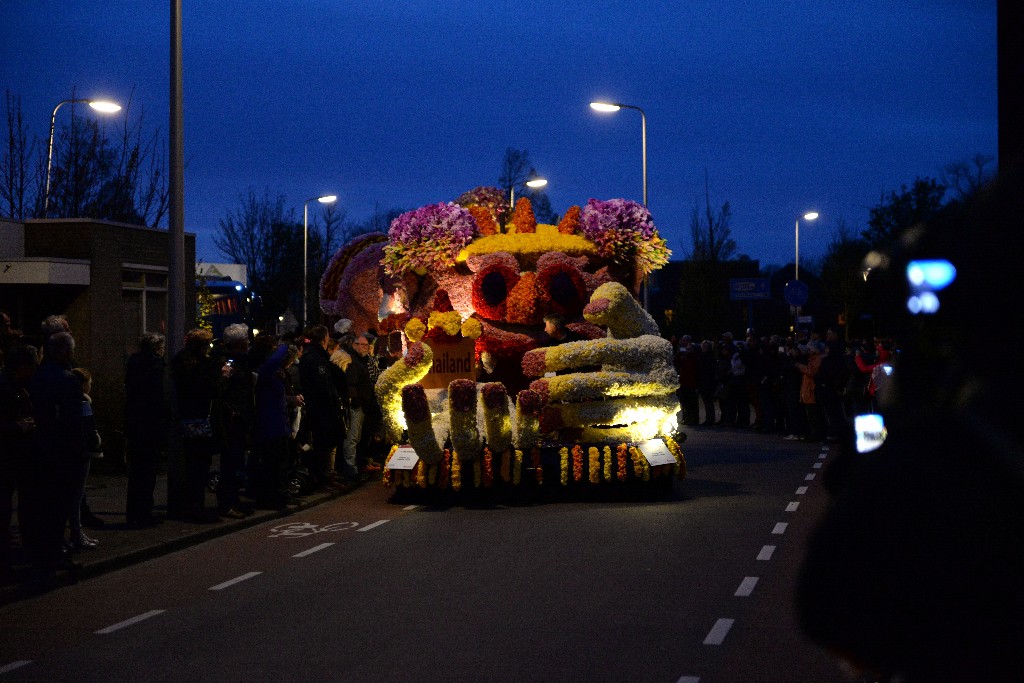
[268,521,359,538]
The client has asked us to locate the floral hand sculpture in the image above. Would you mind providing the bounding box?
[521,282,679,444]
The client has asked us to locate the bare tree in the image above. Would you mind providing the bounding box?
[1,88,168,226]
[498,147,557,224]
[1,91,34,219]
[941,153,995,202]
[685,170,736,263]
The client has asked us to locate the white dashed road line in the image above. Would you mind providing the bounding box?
[677,677,701,683]
[0,661,32,674]
[772,522,788,535]
[812,462,823,469]
[796,486,808,495]
[403,505,419,511]
[805,473,816,480]
[357,519,390,532]
[293,543,335,558]
[735,576,759,597]
[95,609,166,635]
[757,545,776,561]
[209,571,262,591]
[703,618,735,645]
[785,502,800,512]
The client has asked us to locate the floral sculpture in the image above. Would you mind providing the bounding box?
[323,193,683,495]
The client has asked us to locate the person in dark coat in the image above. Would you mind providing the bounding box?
[168,328,219,522]
[124,332,171,527]
[1,345,38,576]
[250,341,298,507]
[299,325,348,489]
[342,334,375,479]
[26,332,82,573]
[211,324,255,518]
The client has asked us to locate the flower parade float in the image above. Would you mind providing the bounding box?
[319,190,685,500]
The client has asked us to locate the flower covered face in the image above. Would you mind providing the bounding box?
[469,250,591,326]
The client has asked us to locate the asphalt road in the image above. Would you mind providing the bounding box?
[1,427,844,682]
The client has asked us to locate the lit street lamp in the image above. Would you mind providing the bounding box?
[589,101,647,206]
[44,98,122,216]
[510,176,548,206]
[591,100,649,309]
[303,194,337,325]
[794,211,819,281]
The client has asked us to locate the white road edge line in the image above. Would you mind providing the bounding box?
[403,505,419,511]
[786,502,800,512]
[677,677,701,683]
[0,661,32,674]
[95,609,166,635]
[735,576,759,597]
[358,519,391,532]
[703,618,735,645]
[293,543,335,558]
[209,571,262,591]
[796,486,808,495]
[757,545,776,561]
[772,522,789,535]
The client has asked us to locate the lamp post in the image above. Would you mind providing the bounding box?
[591,100,649,309]
[510,176,548,207]
[44,99,122,216]
[794,211,819,281]
[589,101,647,206]
[303,194,337,326]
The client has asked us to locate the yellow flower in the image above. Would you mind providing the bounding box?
[588,447,600,484]
[461,316,483,340]
[405,317,426,343]
[560,447,569,486]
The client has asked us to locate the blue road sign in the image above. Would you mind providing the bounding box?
[729,278,770,301]
[784,280,809,307]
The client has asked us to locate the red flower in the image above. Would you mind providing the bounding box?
[511,197,536,234]
[449,379,477,413]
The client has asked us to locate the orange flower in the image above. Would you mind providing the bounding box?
[468,204,499,236]
[616,443,628,482]
[483,448,494,488]
[572,444,584,482]
[511,197,537,234]
[556,205,581,234]
[506,271,542,325]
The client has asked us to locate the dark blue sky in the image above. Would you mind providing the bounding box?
[2,1,997,269]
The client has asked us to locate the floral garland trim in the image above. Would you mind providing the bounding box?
[499,448,511,482]
[513,449,523,485]
[381,444,399,487]
[450,449,462,491]
[616,444,628,482]
[603,446,613,482]
[572,445,584,482]
[439,449,452,489]
[531,446,543,484]
[588,447,600,484]
[482,448,494,488]
[628,446,651,481]
[415,460,428,488]
[559,447,569,486]
[664,435,687,480]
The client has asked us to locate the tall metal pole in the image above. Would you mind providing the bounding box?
[303,201,309,327]
[168,0,185,357]
[44,100,78,217]
[794,218,800,281]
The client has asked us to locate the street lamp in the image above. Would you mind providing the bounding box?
[794,211,819,281]
[589,101,647,206]
[591,100,650,310]
[303,194,337,326]
[44,98,122,216]
[510,176,548,206]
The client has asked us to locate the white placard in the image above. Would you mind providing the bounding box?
[387,446,420,470]
[638,439,677,466]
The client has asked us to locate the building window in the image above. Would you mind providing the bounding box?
[122,267,168,343]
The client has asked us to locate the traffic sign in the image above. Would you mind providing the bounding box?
[729,278,770,301]
[784,280,809,306]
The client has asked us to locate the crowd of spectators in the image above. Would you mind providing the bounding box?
[673,327,895,443]
[0,311,391,587]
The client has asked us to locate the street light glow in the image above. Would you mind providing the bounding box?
[525,178,548,189]
[590,102,621,113]
[317,194,337,204]
[803,212,819,221]
[88,100,122,113]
